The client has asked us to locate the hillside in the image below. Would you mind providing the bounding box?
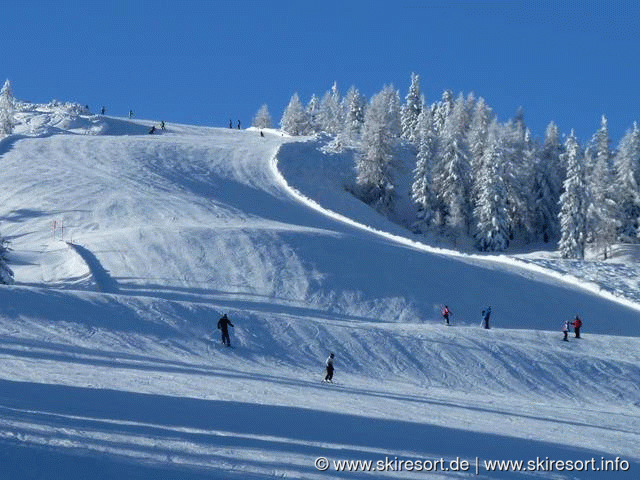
[0,107,638,478]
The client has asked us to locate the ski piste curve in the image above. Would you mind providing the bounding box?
[269,144,640,315]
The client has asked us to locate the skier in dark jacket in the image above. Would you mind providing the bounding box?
[217,313,234,346]
[324,353,335,382]
[482,306,491,329]
[149,125,156,134]
[571,315,582,338]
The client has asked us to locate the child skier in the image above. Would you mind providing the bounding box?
[562,320,569,341]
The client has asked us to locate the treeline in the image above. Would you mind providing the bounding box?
[266,74,640,258]
[0,79,15,283]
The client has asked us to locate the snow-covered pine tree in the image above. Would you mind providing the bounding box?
[355,85,401,213]
[585,115,618,259]
[411,108,437,231]
[280,93,309,136]
[0,234,13,285]
[474,121,510,251]
[558,131,587,259]
[614,122,640,241]
[252,104,273,129]
[0,79,15,135]
[342,86,366,139]
[318,82,343,135]
[502,110,534,241]
[400,72,423,143]
[531,122,563,242]
[306,94,321,134]
[435,93,471,233]
[431,90,454,136]
[467,97,493,208]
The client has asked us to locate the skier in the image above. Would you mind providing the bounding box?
[481,306,491,329]
[441,305,452,325]
[148,125,156,134]
[260,130,264,137]
[562,320,569,341]
[101,106,106,115]
[229,119,233,129]
[217,313,234,347]
[129,109,134,119]
[160,120,166,131]
[324,353,335,382]
[237,119,241,129]
[571,315,582,338]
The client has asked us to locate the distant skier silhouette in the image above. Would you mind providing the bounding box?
[324,353,335,382]
[481,306,491,329]
[217,313,234,347]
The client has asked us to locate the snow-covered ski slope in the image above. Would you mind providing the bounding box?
[0,110,638,479]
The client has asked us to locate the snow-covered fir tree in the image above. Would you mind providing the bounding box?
[342,86,366,139]
[474,121,510,251]
[280,93,309,136]
[532,122,564,242]
[434,93,471,233]
[0,79,15,135]
[400,72,423,143]
[355,85,401,213]
[410,108,437,231]
[318,82,343,135]
[467,97,494,209]
[0,234,13,285]
[614,122,640,241]
[306,94,321,134]
[431,90,454,137]
[252,104,273,129]
[558,131,588,259]
[502,111,534,241]
[585,115,618,258]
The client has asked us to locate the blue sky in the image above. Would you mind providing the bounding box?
[3,0,639,143]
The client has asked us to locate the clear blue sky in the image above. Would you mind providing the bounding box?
[3,0,639,143]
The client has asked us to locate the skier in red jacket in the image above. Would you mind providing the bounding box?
[441,305,452,325]
[571,315,583,338]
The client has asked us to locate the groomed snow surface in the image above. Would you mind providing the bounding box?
[0,109,638,479]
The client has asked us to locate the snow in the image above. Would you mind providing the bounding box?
[0,104,639,478]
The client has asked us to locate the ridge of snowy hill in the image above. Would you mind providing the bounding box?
[0,109,638,478]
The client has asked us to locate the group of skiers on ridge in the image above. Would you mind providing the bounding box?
[441,305,492,329]
[215,307,584,384]
[442,305,583,341]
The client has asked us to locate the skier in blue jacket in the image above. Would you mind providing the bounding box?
[481,306,492,329]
